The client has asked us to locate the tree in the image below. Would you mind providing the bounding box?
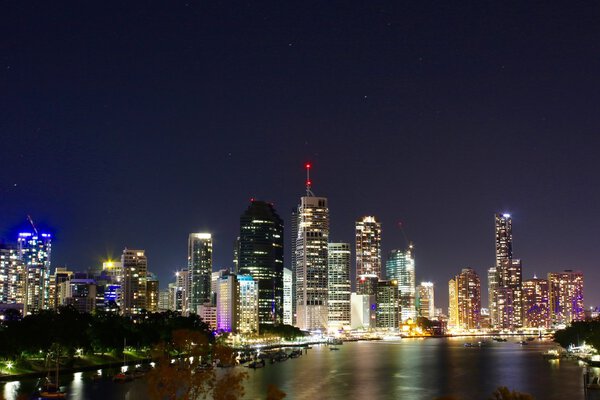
[489,387,534,400]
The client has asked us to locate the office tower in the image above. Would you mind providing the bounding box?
[188,233,213,313]
[487,266,498,326]
[449,268,481,330]
[290,208,298,326]
[495,213,513,266]
[357,274,378,296]
[216,272,237,332]
[198,304,217,330]
[102,261,123,283]
[237,274,259,334]
[168,283,180,312]
[0,245,24,305]
[376,280,400,329]
[232,237,240,274]
[121,249,148,315]
[283,267,293,325]
[385,245,416,321]
[548,270,584,326]
[158,289,170,311]
[327,243,351,330]
[355,216,382,280]
[294,165,329,331]
[50,267,73,309]
[63,278,96,313]
[146,273,159,312]
[238,200,284,324]
[175,268,191,313]
[18,232,52,314]
[495,259,523,330]
[448,278,458,328]
[350,292,376,330]
[522,277,550,329]
[417,282,435,319]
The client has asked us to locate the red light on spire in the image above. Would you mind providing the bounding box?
[305,163,311,169]
[306,179,312,186]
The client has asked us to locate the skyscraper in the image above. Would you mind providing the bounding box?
[385,245,416,321]
[188,233,212,313]
[18,232,52,314]
[495,213,513,266]
[283,267,293,325]
[548,270,584,326]
[522,277,550,329]
[376,280,400,329]
[121,249,147,315]
[237,274,259,334]
[417,282,435,319]
[449,268,481,330]
[294,164,329,331]
[327,243,351,331]
[216,271,237,332]
[238,200,284,324]
[355,216,382,280]
[146,273,159,312]
[0,245,24,305]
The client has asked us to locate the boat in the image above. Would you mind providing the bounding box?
[464,342,475,347]
[519,340,528,345]
[329,346,340,351]
[113,371,134,382]
[36,346,67,399]
[493,337,507,342]
[542,349,561,360]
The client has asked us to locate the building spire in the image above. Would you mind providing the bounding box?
[305,162,314,196]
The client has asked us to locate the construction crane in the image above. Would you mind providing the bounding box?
[27,215,38,235]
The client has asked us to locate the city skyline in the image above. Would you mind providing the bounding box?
[2,3,600,310]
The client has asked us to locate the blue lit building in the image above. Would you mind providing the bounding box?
[18,232,52,314]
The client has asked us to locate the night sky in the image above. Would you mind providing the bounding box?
[2,2,599,310]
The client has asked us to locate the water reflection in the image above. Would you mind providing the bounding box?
[3,381,19,400]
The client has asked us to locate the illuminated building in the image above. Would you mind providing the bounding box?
[238,200,284,324]
[146,273,159,312]
[355,216,382,280]
[283,267,292,325]
[522,277,550,329]
[290,207,298,326]
[50,267,73,309]
[293,164,329,331]
[417,282,435,319]
[0,246,24,305]
[121,249,147,315]
[357,274,378,296]
[327,243,351,330]
[385,245,416,321]
[175,268,191,313]
[548,270,584,326]
[18,232,52,314]
[158,289,170,311]
[102,261,123,283]
[188,233,213,313]
[237,274,259,334]
[216,272,237,332]
[62,279,96,313]
[449,268,481,330]
[376,280,400,329]
[198,304,217,330]
[351,292,376,330]
[490,213,523,329]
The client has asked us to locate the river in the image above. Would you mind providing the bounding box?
[2,338,597,399]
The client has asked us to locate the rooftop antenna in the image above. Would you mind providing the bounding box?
[27,215,38,235]
[397,220,413,251]
[305,162,314,196]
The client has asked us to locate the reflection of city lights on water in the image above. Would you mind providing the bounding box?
[3,381,20,400]
[70,372,83,400]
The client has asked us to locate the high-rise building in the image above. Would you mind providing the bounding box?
[216,272,237,332]
[237,274,259,334]
[50,267,73,309]
[495,213,512,267]
[522,277,550,329]
[376,280,400,329]
[495,259,523,330]
[350,292,376,330]
[158,289,171,311]
[290,207,299,326]
[146,273,159,312]
[548,270,584,326]
[62,278,96,313]
[357,274,378,296]
[355,216,382,280]
[385,245,416,321]
[449,268,481,330]
[238,200,284,325]
[487,266,498,326]
[283,267,293,325]
[294,166,329,331]
[232,237,240,274]
[18,232,52,314]
[188,233,213,313]
[0,245,24,305]
[174,268,191,313]
[327,243,351,331]
[417,282,435,319]
[121,249,147,315]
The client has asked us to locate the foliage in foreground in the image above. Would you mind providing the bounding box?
[554,319,600,351]
[435,386,534,400]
